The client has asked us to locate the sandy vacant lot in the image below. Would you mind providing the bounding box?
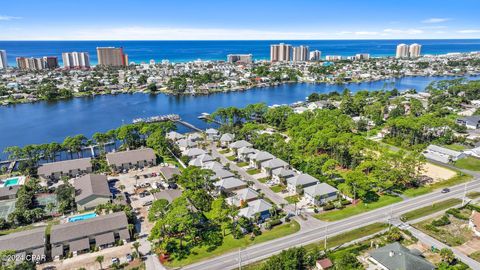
[422,162,457,182]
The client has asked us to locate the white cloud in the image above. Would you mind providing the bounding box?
[458,29,480,34]
[421,18,450,24]
[383,28,424,35]
[0,15,21,21]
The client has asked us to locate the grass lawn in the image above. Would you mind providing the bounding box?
[284,195,300,204]
[165,221,300,268]
[236,161,249,167]
[470,251,480,262]
[401,198,461,221]
[402,173,472,198]
[455,157,480,171]
[314,195,402,222]
[270,185,285,193]
[219,149,230,154]
[0,224,35,236]
[467,191,480,199]
[246,168,261,175]
[258,177,270,183]
[443,144,468,151]
[227,155,237,161]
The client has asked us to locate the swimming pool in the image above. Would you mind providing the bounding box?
[68,212,98,222]
[0,176,24,188]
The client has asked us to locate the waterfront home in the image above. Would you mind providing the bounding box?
[158,167,180,182]
[215,177,247,193]
[237,147,256,161]
[287,174,319,193]
[229,140,253,153]
[303,183,338,206]
[0,185,20,201]
[50,212,130,259]
[271,168,297,184]
[227,187,259,207]
[205,128,220,141]
[106,148,156,172]
[367,242,435,270]
[187,132,203,142]
[457,116,480,129]
[219,133,235,147]
[74,174,112,211]
[238,199,272,220]
[177,138,198,151]
[37,158,93,181]
[188,153,216,167]
[0,227,46,261]
[307,100,331,111]
[211,168,235,180]
[423,144,466,163]
[249,151,275,169]
[166,131,185,141]
[260,158,289,176]
[469,211,480,237]
[182,147,207,159]
[293,106,308,114]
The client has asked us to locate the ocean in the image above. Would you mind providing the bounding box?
[1,39,480,65]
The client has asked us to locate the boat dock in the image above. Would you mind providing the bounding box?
[175,120,202,132]
[133,114,180,124]
[197,112,222,125]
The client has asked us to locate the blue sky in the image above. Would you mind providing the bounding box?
[1,0,480,40]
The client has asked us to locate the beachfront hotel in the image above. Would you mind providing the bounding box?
[270,43,292,62]
[409,43,422,58]
[309,50,322,61]
[0,50,6,69]
[16,56,58,71]
[62,51,91,69]
[96,47,128,67]
[292,45,309,62]
[396,43,409,58]
[227,54,253,64]
[396,43,422,58]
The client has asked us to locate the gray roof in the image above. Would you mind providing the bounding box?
[0,185,19,199]
[271,168,296,178]
[69,238,90,252]
[215,177,247,190]
[235,187,259,201]
[51,212,128,244]
[287,174,319,187]
[261,158,288,169]
[74,174,111,204]
[369,242,435,270]
[38,158,92,176]
[229,140,253,149]
[426,144,463,158]
[152,189,183,203]
[183,148,206,157]
[188,154,215,167]
[203,161,224,171]
[95,232,115,246]
[212,168,235,180]
[187,133,202,141]
[220,133,235,142]
[0,227,45,252]
[250,151,275,162]
[166,131,185,141]
[304,183,338,197]
[238,147,256,155]
[458,115,480,125]
[158,167,181,181]
[238,199,272,219]
[106,148,156,166]
[177,138,197,148]
[206,128,219,134]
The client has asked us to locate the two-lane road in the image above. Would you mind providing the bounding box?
[182,179,480,270]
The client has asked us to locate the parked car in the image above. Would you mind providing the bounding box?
[126,253,133,262]
[111,257,120,264]
[143,200,153,206]
[441,188,450,193]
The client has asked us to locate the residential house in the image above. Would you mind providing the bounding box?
[294,106,308,114]
[227,187,259,207]
[182,148,207,159]
[215,177,247,193]
[177,138,197,151]
[158,167,180,182]
[423,144,466,163]
[0,227,46,261]
[469,210,480,237]
[238,199,272,220]
[187,133,203,142]
[316,258,333,270]
[74,174,112,211]
[249,151,275,169]
[237,147,256,161]
[367,242,435,270]
[202,161,225,171]
[188,154,216,167]
[106,148,156,172]
[303,183,338,205]
[152,189,183,203]
[287,174,319,193]
[166,131,185,141]
[271,168,296,185]
[260,158,289,176]
[50,212,130,259]
[229,140,253,153]
[0,186,20,201]
[219,133,235,147]
[457,116,480,129]
[205,128,220,141]
[211,168,235,180]
[37,158,93,180]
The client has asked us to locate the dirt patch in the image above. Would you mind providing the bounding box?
[421,162,457,182]
[458,237,480,255]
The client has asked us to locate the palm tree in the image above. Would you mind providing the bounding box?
[132,241,141,257]
[95,255,104,270]
[128,223,135,239]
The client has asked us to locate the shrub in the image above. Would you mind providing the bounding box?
[431,215,450,227]
[446,208,469,220]
[269,219,282,228]
[265,222,272,230]
[341,199,352,206]
[253,226,262,236]
[424,223,440,232]
[323,204,335,211]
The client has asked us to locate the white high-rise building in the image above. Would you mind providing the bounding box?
[309,50,322,61]
[270,43,292,62]
[409,43,422,58]
[396,44,409,58]
[227,54,253,64]
[292,46,309,62]
[62,52,90,69]
[0,50,7,69]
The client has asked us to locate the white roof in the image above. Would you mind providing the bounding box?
[220,133,235,142]
[183,148,206,157]
[304,183,338,197]
[426,145,462,158]
[188,154,215,167]
[229,140,252,149]
[215,177,246,190]
[206,128,219,134]
[166,131,185,140]
[238,199,272,219]
[261,158,288,169]
[250,151,275,162]
[287,174,319,187]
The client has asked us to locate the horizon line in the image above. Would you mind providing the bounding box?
[1,38,480,42]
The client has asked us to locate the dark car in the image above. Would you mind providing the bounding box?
[441,188,450,193]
